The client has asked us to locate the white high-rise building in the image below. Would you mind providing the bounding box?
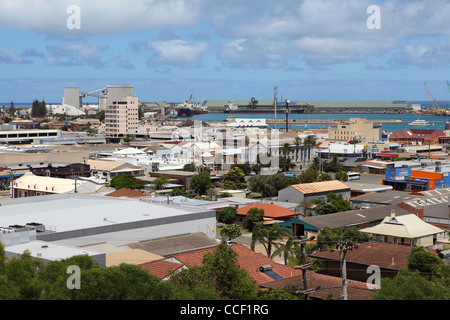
[105,96,139,138]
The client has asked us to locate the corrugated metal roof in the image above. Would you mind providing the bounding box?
[290,180,350,194]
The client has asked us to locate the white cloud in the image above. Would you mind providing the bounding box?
[45,44,106,68]
[147,40,209,68]
[0,47,31,64]
[219,39,289,69]
[0,0,206,38]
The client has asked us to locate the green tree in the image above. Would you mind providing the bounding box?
[220,224,242,242]
[294,136,302,162]
[303,135,316,162]
[170,188,186,196]
[4,251,44,300]
[109,174,144,190]
[201,242,257,300]
[316,226,367,251]
[298,166,319,183]
[323,155,343,173]
[182,163,197,172]
[317,173,333,182]
[251,223,290,258]
[335,170,348,182]
[218,206,237,224]
[371,269,450,300]
[190,171,212,195]
[223,166,247,190]
[312,192,352,216]
[152,176,170,190]
[230,163,251,175]
[243,207,264,232]
[408,246,449,280]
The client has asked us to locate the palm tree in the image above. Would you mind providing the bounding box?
[281,143,292,159]
[303,135,316,162]
[251,222,291,258]
[294,136,302,162]
[271,237,298,265]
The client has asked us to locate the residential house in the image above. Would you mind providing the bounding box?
[236,202,299,223]
[360,209,447,249]
[86,159,144,181]
[139,243,376,300]
[309,242,440,282]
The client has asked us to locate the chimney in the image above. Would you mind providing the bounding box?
[391,209,396,218]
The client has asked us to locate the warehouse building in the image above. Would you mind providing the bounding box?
[0,193,216,249]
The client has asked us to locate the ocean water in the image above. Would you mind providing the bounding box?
[3,100,450,133]
[190,101,450,133]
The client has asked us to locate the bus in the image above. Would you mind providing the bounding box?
[347,172,361,181]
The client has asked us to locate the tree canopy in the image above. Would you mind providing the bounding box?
[223,167,247,190]
[190,172,212,195]
[108,174,144,190]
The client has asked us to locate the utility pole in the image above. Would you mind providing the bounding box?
[294,235,317,300]
[335,239,358,300]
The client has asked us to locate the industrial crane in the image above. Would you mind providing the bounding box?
[424,82,446,115]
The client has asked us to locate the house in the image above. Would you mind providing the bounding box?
[301,205,413,236]
[11,172,101,198]
[139,243,303,285]
[86,159,144,181]
[105,188,145,198]
[360,209,446,249]
[309,242,440,282]
[236,202,299,223]
[278,180,351,207]
[139,242,376,300]
[259,272,376,300]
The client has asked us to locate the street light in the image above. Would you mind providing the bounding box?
[285,99,291,133]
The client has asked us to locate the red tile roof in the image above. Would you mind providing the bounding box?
[171,243,302,285]
[309,242,437,270]
[105,188,144,198]
[260,272,376,300]
[236,203,297,219]
[389,129,445,141]
[139,260,184,279]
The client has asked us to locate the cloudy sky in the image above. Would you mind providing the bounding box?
[1,0,450,103]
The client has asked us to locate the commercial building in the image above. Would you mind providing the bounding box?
[278,180,351,206]
[0,193,217,248]
[105,96,139,139]
[383,162,450,191]
[5,240,105,267]
[389,129,445,146]
[327,118,382,143]
[11,172,101,198]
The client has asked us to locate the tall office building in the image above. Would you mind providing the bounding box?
[105,96,139,138]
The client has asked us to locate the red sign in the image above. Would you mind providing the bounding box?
[375,153,398,158]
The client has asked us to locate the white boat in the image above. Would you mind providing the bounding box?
[408,119,430,126]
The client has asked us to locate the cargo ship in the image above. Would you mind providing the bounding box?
[224,103,306,114]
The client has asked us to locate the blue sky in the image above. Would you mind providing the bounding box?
[1,0,450,103]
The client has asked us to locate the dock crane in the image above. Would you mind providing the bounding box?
[424,82,446,115]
